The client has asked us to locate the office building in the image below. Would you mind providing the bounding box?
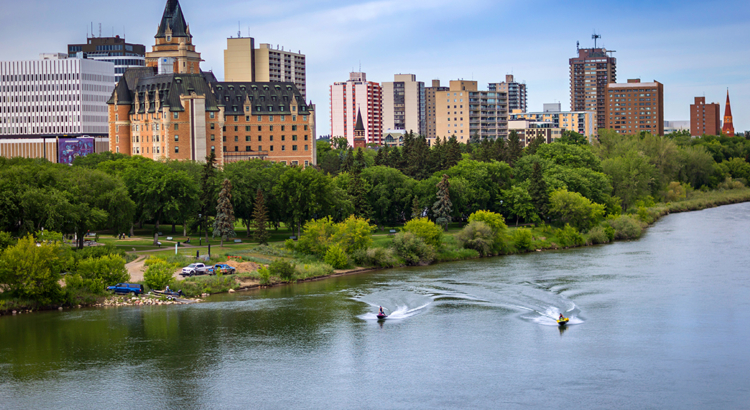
[489,75,527,113]
[570,41,617,130]
[68,36,146,84]
[224,38,307,100]
[604,79,664,135]
[510,103,596,138]
[424,79,449,139]
[108,0,316,166]
[381,74,425,136]
[690,96,721,136]
[508,119,563,147]
[0,54,114,162]
[434,80,508,143]
[722,90,735,137]
[330,72,382,146]
[664,120,689,135]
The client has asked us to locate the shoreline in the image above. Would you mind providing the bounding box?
[3,188,750,315]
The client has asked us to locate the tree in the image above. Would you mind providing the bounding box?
[548,189,605,231]
[558,130,589,145]
[199,151,218,243]
[601,150,656,211]
[528,161,550,219]
[456,221,494,256]
[213,179,236,246]
[361,166,416,227]
[0,235,65,305]
[403,217,443,248]
[500,185,538,226]
[252,189,269,245]
[349,171,372,219]
[467,210,508,253]
[506,130,523,166]
[432,174,452,230]
[274,166,340,238]
[446,136,463,168]
[525,135,545,156]
[411,196,422,220]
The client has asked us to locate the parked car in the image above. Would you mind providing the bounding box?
[181,263,208,277]
[107,283,144,295]
[207,264,236,275]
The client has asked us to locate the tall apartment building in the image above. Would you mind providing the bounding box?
[108,0,316,166]
[224,38,307,100]
[570,44,616,131]
[510,102,596,138]
[424,79,448,139]
[434,80,508,143]
[722,90,734,137]
[690,97,721,136]
[382,74,425,136]
[330,72,382,146]
[604,79,664,135]
[68,36,146,84]
[489,75,526,113]
[0,55,114,162]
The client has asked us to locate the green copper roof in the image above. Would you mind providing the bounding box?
[155,0,190,38]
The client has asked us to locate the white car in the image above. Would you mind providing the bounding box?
[181,263,207,277]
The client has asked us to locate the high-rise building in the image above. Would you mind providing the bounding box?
[510,103,596,138]
[108,0,316,166]
[722,90,735,137]
[434,80,508,143]
[690,97,721,136]
[489,75,527,113]
[424,79,449,139]
[144,0,203,74]
[604,79,664,135]
[67,36,146,84]
[0,54,114,162]
[224,38,307,100]
[570,41,616,131]
[382,74,425,136]
[330,72,382,146]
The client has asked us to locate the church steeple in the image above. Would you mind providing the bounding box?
[156,0,190,39]
[353,108,366,149]
[722,89,735,137]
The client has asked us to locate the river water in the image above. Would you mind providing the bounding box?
[2,203,750,409]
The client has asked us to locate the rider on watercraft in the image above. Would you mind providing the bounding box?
[379,306,385,315]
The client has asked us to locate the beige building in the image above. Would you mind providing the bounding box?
[510,103,597,139]
[489,75,527,113]
[224,38,306,99]
[434,80,508,144]
[381,74,425,136]
[508,119,563,146]
[424,79,448,139]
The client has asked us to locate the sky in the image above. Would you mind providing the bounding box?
[1,0,748,135]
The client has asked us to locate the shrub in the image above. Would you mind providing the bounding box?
[512,228,534,251]
[257,266,271,285]
[604,225,616,242]
[456,221,495,256]
[0,236,65,305]
[284,239,296,252]
[353,247,400,268]
[717,177,745,190]
[295,262,334,279]
[269,259,296,281]
[297,217,336,256]
[392,232,435,265]
[332,215,375,254]
[0,231,15,250]
[555,224,585,247]
[606,215,643,240]
[324,244,349,269]
[549,189,605,231]
[143,261,175,290]
[586,226,610,245]
[403,217,443,249]
[467,210,509,252]
[67,254,129,294]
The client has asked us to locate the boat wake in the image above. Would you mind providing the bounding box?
[359,303,430,321]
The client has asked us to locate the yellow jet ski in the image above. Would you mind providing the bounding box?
[557,316,569,326]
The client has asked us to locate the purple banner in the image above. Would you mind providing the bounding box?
[58,138,95,165]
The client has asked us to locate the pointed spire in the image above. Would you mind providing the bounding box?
[722,89,735,137]
[355,108,365,131]
[156,0,190,39]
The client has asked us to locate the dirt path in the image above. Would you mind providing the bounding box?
[125,255,147,282]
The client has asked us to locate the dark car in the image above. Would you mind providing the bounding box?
[107,283,145,295]
[208,264,236,275]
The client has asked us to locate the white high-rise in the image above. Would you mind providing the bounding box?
[330,72,382,146]
[382,74,425,136]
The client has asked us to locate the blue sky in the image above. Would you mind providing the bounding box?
[1,0,747,135]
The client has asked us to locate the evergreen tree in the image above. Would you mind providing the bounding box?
[252,188,269,245]
[445,136,462,168]
[411,196,422,220]
[493,137,507,162]
[410,136,431,179]
[430,137,444,173]
[354,147,366,173]
[213,178,236,247]
[389,148,402,170]
[528,161,550,220]
[342,147,354,172]
[525,135,545,156]
[374,147,385,166]
[505,130,523,167]
[432,174,452,230]
[348,172,371,219]
[199,151,217,243]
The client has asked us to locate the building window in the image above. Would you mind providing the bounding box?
[223,146,227,152]
[223,136,227,142]
[211,146,215,152]
[281,135,285,141]
[116,147,120,153]
[304,135,308,141]
[245,136,251,142]
[292,135,297,141]
[258,136,262,141]
[116,125,119,132]
[258,145,262,151]
[257,126,262,131]
[234,136,238,142]
[292,125,297,131]
[234,116,238,122]
[270,145,274,151]
[174,124,179,131]
[245,146,251,152]
[115,114,119,121]
[257,116,262,121]
[270,136,274,141]
[234,126,238,131]
[281,115,285,121]
[210,112,215,119]
[304,125,308,131]
[269,116,274,121]
[210,123,215,130]
[211,134,215,141]
[234,146,239,152]
[281,125,285,131]
[304,145,308,151]
[245,126,251,131]
[305,160,309,167]
[245,116,250,121]
[270,125,274,131]
[292,145,297,151]
[116,135,119,143]
[282,145,286,151]
[175,146,179,153]
[173,112,178,119]
[174,135,179,141]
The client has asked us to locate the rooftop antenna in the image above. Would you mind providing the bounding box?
[592,32,601,48]
[238,21,241,38]
[576,41,579,51]
[98,23,101,38]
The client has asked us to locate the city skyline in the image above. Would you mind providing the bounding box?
[0,0,747,136]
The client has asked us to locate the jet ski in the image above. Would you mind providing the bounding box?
[377,313,387,320]
[557,317,569,326]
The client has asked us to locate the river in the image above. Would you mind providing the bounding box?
[2,203,750,409]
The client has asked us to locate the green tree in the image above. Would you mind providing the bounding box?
[332,215,375,254]
[324,244,349,269]
[525,135,545,156]
[143,260,174,291]
[274,167,341,238]
[558,130,589,145]
[212,179,236,246]
[548,189,605,231]
[199,151,218,242]
[0,235,66,305]
[528,161,550,220]
[252,189,269,245]
[403,217,443,248]
[601,150,656,210]
[361,166,416,227]
[456,221,494,256]
[506,130,523,166]
[467,210,508,252]
[500,185,538,226]
[411,196,422,220]
[445,136,463,168]
[432,174,452,230]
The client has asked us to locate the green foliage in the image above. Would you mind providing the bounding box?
[213,179,237,245]
[252,189,270,245]
[558,130,589,145]
[604,225,616,242]
[528,161,550,219]
[555,224,585,247]
[467,210,509,252]
[0,231,15,250]
[269,259,296,281]
[333,215,375,254]
[606,215,643,240]
[297,217,336,256]
[500,185,538,225]
[512,228,534,251]
[586,226,610,245]
[432,174,452,230]
[324,244,349,269]
[403,217,443,249]
[66,254,129,294]
[353,247,400,268]
[392,232,436,266]
[549,189,605,231]
[295,262,334,280]
[143,261,175,290]
[257,266,271,285]
[0,236,65,305]
[456,221,495,256]
[717,177,745,190]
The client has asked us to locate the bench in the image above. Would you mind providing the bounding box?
[166,237,173,240]
[157,232,163,236]
[389,229,397,236]
[289,236,297,241]
[234,239,242,243]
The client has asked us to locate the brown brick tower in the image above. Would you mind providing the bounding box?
[722,90,735,137]
[353,109,367,149]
